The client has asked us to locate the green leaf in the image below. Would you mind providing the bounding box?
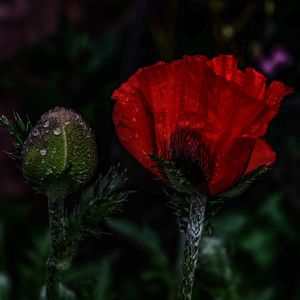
[166,192,190,231]
[93,258,113,300]
[217,167,269,200]
[150,154,196,195]
[19,232,50,300]
[67,165,131,242]
[0,112,32,163]
[150,154,200,231]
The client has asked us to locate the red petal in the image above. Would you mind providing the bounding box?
[207,55,269,101]
[133,62,178,155]
[134,56,210,154]
[112,82,158,173]
[207,55,244,85]
[245,139,276,174]
[208,137,255,195]
[244,68,267,100]
[244,81,293,137]
[203,75,268,149]
[264,80,294,108]
[112,55,293,192]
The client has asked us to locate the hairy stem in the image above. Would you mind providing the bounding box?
[177,194,207,300]
[46,196,66,300]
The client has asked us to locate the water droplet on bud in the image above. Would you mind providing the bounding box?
[43,119,50,128]
[40,148,47,156]
[53,128,61,135]
[32,129,39,136]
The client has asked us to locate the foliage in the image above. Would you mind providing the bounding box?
[18,232,49,300]
[0,0,299,299]
[107,219,176,300]
[67,165,131,242]
[0,113,32,163]
[152,154,269,233]
[217,167,269,200]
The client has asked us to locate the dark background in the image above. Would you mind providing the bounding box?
[0,0,299,299]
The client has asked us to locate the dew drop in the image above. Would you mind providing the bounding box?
[40,148,47,156]
[43,119,50,128]
[32,129,39,136]
[53,128,61,135]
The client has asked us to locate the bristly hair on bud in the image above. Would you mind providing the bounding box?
[22,107,98,198]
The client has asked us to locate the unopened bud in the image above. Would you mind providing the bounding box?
[22,107,98,198]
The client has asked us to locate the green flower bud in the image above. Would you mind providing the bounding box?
[22,107,98,198]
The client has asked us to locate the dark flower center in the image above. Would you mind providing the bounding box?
[168,128,213,191]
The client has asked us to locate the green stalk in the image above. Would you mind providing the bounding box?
[46,196,66,300]
[177,194,207,300]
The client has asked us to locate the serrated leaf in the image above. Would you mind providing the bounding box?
[150,154,197,195]
[67,165,131,243]
[0,112,32,163]
[166,192,190,231]
[217,166,269,200]
[150,155,268,232]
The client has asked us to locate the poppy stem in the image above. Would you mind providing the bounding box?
[177,193,207,300]
[45,195,66,300]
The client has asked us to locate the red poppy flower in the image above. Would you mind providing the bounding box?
[112,55,293,195]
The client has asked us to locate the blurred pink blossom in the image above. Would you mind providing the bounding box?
[257,44,294,77]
